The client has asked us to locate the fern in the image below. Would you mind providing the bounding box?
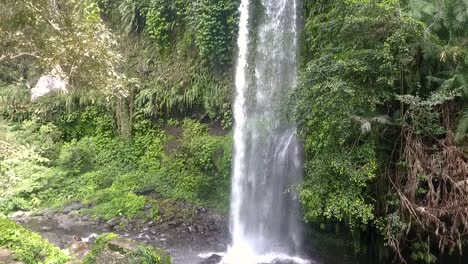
[118,0,139,34]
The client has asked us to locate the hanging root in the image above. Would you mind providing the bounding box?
[390,122,468,258]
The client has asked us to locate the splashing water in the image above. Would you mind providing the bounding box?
[223,0,310,263]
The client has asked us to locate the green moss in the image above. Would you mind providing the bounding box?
[86,190,147,220]
[83,233,171,264]
[0,215,70,264]
[82,233,118,264]
[0,118,229,220]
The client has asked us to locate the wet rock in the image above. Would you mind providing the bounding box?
[63,203,85,214]
[31,69,67,101]
[0,248,24,264]
[11,211,25,218]
[112,226,124,232]
[86,233,171,264]
[55,214,84,231]
[134,188,154,196]
[81,215,91,221]
[199,254,222,264]
[208,220,217,231]
[168,221,181,228]
[186,226,193,233]
[207,237,215,244]
[70,241,90,259]
[214,242,227,252]
[10,211,33,223]
[68,210,79,217]
[38,208,54,218]
[106,217,120,228]
[196,207,207,215]
[40,232,65,248]
[40,226,52,231]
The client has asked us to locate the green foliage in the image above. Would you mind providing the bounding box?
[133,120,166,173]
[55,106,115,141]
[396,94,448,135]
[118,0,144,34]
[408,0,468,142]
[410,240,437,264]
[0,0,129,97]
[144,0,180,52]
[57,138,96,174]
[155,119,232,207]
[83,233,170,264]
[82,233,119,264]
[133,51,233,122]
[0,116,231,217]
[296,0,422,229]
[7,120,63,161]
[142,0,238,66]
[187,0,239,67]
[86,189,147,220]
[91,0,237,127]
[128,246,162,264]
[299,0,468,260]
[0,120,63,212]
[0,216,70,264]
[409,0,468,40]
[0,80,31,121]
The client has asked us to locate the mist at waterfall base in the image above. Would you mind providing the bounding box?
[200,0,311,263]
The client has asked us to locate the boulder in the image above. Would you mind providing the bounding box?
[213,242,227,252]
[37,208,55,218]
[10,211,25,218]
[106,218,121,228]
[30,66,68,101]
[199,254,222,264]
[70,241,90,259]
[83,233,171,264]
[63,203,85,214]
[0,248,24,264]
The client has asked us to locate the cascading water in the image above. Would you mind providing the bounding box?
[223,0,309,263]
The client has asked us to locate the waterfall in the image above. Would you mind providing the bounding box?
[224,0,309,263]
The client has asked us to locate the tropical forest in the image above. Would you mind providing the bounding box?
[0,0,467,263]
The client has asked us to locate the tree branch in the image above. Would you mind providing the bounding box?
[0,52,40,62]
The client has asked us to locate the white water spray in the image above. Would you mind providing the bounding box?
[223,0,309,263]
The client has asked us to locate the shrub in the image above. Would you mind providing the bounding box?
[57,138,96,174]
[0,215,70,264]
[86,188,147,220]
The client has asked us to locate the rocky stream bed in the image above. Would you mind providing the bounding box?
[8,202,366,264]
[10,201,228,264]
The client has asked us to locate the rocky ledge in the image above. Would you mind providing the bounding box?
[9,199,229,263]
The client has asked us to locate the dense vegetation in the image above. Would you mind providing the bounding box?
[0,0,233,221]
[296,0,468,262]
[0,216,70,263]
[1,0,467,263]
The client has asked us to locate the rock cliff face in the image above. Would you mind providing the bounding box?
[83,233,171,264]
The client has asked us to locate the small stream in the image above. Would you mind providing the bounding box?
[15,214,368,264]
[18,215,221,264]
